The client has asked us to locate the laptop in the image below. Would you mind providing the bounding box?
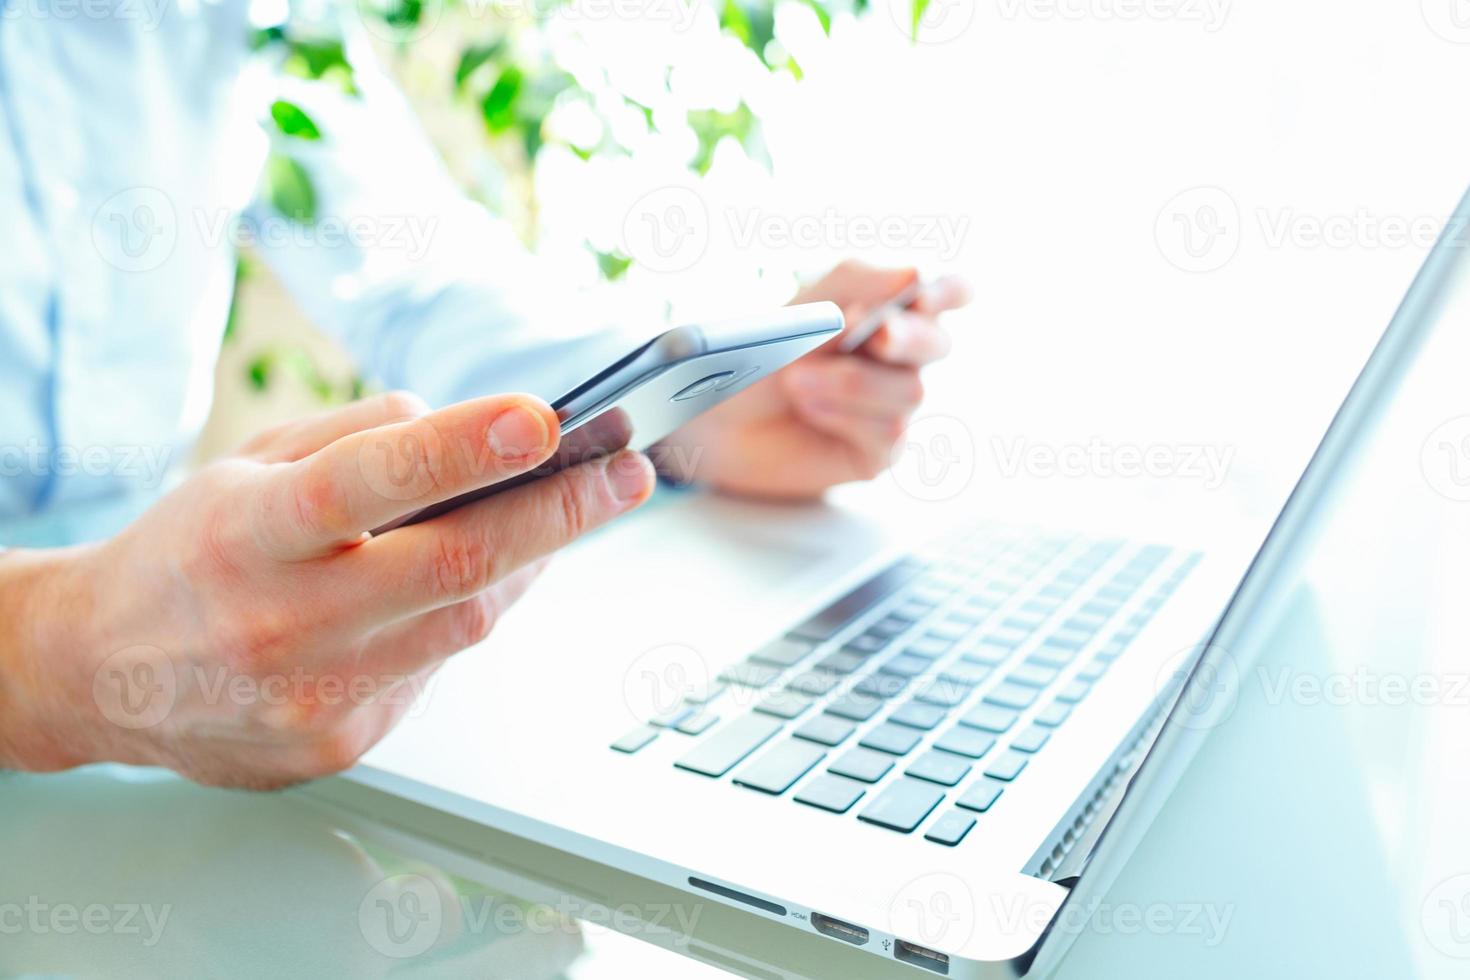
[296,181,1469,977]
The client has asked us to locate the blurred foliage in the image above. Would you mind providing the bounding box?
[235,0,889,400]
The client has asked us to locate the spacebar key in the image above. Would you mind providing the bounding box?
[675,715,784,777]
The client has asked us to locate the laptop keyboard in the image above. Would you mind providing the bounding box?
[611,524,1201,847]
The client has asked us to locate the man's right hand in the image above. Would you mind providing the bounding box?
[0,391,655,789]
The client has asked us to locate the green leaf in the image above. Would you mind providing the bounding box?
[380,0,425,29]
[263,153,317,224]
[626,98,656,131]
[911,0,929,39]
[801,0,832,34]
[592,248,633,281]
[223,258,250,343]
[720,0,775,61]
[269,100,322,140]
[688,102,765,174]
[454,43,502,93]
[480,66,525,133]
[247,353,273,391]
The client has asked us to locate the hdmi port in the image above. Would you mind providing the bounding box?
[810,912,869,946]
[895,939,950,975]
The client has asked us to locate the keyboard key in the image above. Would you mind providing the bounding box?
[795,774,867,814]
[889,701,947,731]
[890,600,933,622]
[940,662,992,686]
[905,636,953,659]
[858,779,945,833]
[720,661,783,688]
[960,703,1019,733]
[755,690,813,719]
[905,750,972,786]
[1096,637,1130,661]
[675,714,783,777]
[1034,701,1073,727]
[684,679,727,704]
[962,641,1012,666]
[734,740,826,794]
[924,810,977,846]
[1028,645,1077,669]
[828,747,895,783]
[676,712,719,736]
[1076,659,1108,682]
[750,638,813,668]
[860,722,924,756]
[1007,663,1058,688]
[983,682,1039,710]
[983,749,1030,781]
[650,706,695,729]
[789,561,923,641]
[793,715,856,746]
[956,779,1005,812]
[933,726,995,758]
[868,616,912,639]
[1046,628,1092,650]
[844,633,890,656]
[610,725,659,753]
[878,655,930,679]
[1056,679,1092,704]
[1010,724,1051,753]
[926,619,972,641]
[854,672,909,700]
[912,678,972,708]
[786,670,840,697]
[817,651,867,675]
[825,692,884,722]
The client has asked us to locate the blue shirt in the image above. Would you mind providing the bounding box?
[0,0,628,545]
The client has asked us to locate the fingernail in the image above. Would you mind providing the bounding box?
[487,405,550,458]
[605,450,653,503]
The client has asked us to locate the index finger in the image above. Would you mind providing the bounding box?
[252,394,561,560]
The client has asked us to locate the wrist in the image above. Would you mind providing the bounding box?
[0,543,109,771]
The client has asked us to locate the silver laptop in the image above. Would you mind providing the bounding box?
[296,182,1470,978]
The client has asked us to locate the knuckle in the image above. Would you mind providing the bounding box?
[452,598,497,648]
[376,390,431,422]
[305,731,366,777]
[290,462,352,540]
[429,534,498,600]
[552,472,595,539]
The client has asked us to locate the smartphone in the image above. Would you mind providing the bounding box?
[836,281,921,353]
[377,302,844,532]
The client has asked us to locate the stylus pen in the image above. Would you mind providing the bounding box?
[837,281,922,353]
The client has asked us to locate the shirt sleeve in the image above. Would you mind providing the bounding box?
[241,34,643,409]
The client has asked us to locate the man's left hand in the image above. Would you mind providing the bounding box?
[655,260,971,498]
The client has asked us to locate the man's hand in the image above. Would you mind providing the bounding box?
[0,391,655,789]
[654,261,971,498]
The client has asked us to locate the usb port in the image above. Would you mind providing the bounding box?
[810,912,869,946]
[895,939,950,975]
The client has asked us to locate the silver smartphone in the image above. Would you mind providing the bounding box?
[379,302,844,531]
